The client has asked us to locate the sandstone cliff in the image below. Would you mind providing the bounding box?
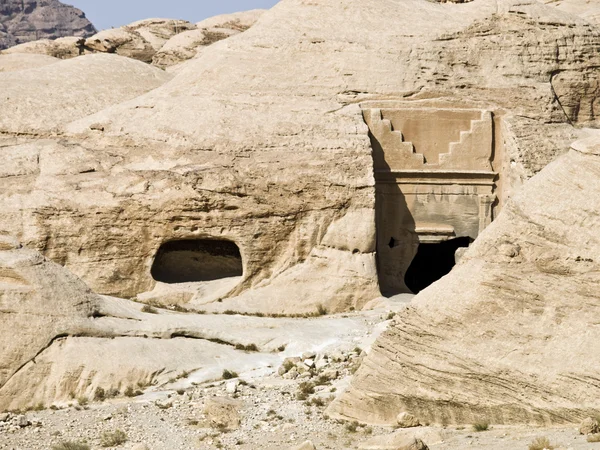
[0,0,96,50]
[0,0,599,415]
[0,0,598,315]
[328,135,600,426]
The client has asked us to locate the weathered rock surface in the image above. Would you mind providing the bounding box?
[152,10,265,69]
[289,441,317,450]
[579,417,600,435]
[0,53,172,132]
[0,0,598,314]
[1,36,85,58]
[84,19,196,63]
[0,236,99,407]
[0,52,58,72]
[204,396,243,429]
[328,136,600,426]
[543,0,600,25]
[0,0,95,50]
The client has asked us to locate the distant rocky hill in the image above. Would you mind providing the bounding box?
[0,0,96,50]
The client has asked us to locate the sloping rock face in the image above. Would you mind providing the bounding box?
[328,136,600,426]
[0,235,99,404]
[543,0,600,25]
[0,53,172,132]
[152,10,265,69]
[0,0,96,50]
[0,52,58,72]
[0,0,598,314]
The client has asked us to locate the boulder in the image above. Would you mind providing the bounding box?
[580,417,600,435]
[204,396,243,430]
[152,10,265,69]
[397,412,421,428]
[328,136,600,425]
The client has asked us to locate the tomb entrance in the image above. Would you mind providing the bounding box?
[362,103,499,295]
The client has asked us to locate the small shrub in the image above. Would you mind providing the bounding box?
[100,429,127,447]
[30,402,45,411]
[177,370,190,379]
[77,396,88,407]
[222,369,239,380]
[297,382,315,401]
[316,304,328,316]
[141,305,158,314]
[177,388,185,395]
[94,387,105,401]
[106,387,120,398]
[345,421,359,433]
[282,360,295,372]
[278,345,287,352]
[224,310,238,315]
[234,343,259,352]
[386,311,395,320]
[528,437,554,450]
[315,375,331,386]
[52,442,90,450]
[124,386,142,397]
[472,421,489,432]
[309,397,325,407]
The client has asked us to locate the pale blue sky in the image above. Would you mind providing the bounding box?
[67,1,280,30]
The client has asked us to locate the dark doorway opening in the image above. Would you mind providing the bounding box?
[151,239,243,284]
[404,237,471,294]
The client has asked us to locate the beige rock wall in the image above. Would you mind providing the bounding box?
[0,236,99,401]
[0,0,598,314]
[328,136,600,426]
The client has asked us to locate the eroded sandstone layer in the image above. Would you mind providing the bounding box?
[328,136,600,426]
[0,0,96,50]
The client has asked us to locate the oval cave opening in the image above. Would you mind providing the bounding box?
[151,239,243,284]
[404,236,472,294]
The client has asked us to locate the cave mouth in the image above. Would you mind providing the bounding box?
[404,236,472,294]
[151,239,243,284]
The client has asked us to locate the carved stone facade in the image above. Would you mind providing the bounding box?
[362,103,499,294]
